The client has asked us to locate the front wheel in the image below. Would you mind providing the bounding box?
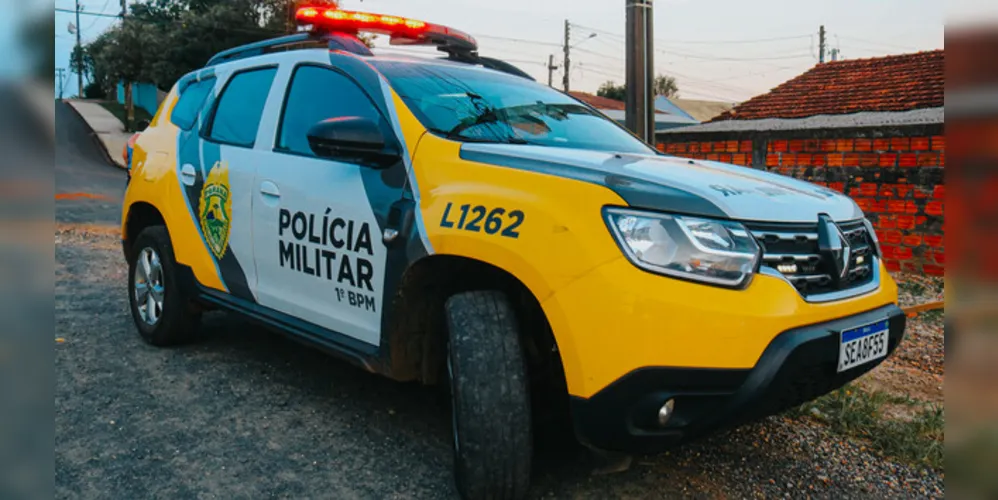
[445,291,532,500]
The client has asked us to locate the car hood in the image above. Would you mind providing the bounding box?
[459,143,864,223]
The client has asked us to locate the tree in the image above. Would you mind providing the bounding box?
[654,74,678,98]
[596,74,680,102]
[596,80,626,101]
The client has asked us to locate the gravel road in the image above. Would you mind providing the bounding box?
[55,100,943,499]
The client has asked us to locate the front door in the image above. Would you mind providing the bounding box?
[251,63,403,347]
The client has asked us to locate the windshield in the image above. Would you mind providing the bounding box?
[369,60,656,155]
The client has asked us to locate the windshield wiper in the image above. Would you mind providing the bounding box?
[426,127,529,145]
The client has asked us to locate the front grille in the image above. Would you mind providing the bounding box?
[745,219,877,298]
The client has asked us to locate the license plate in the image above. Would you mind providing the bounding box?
[837,319,890,372]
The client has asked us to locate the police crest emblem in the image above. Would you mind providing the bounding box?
[199,161,232,259]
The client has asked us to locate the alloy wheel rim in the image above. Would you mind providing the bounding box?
[133,247,165,325]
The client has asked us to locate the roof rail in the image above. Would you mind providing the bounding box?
[205,32,375,67]
[206,31,533,81]
[206,33,313,67]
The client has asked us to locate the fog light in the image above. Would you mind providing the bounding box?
[856,255,865,265]
[777,263,798,274]
[657,399,675,426]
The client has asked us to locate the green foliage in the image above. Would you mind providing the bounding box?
[596,80,626,101]
[83,82,107,99]
[85,0,305,91]
[654,74,679,98]
[793,385,944,469]
[99,101,155,132]
[596,73,679,102]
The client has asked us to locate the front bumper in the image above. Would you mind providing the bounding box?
[569,303,906,453]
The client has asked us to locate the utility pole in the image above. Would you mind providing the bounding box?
[819,25,826,63]
[121,0,134,130]
[56,68,66,100]
[547,55,560,88]
[562,20,571,92]
[75,0,83,98]
[625,0,655,143]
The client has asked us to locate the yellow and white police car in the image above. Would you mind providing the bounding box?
[121,6,905,499]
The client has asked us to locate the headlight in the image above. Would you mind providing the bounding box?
[605,208,761,288]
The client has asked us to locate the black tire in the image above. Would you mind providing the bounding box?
[445,291,532,500]
[127,225,201,346]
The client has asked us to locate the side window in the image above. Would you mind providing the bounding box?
[278,65,381,156]
[170,78,215,130]
[206,67,278,147]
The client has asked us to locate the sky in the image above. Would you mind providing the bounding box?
[52,0,964,102]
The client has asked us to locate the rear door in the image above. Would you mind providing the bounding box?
[183,66,279,300]
[250,63,401,347]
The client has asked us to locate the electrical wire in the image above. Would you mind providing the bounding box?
[81,0,114,32]
[570,23,811,46]
[836,35,923,53]
[473,34,562,48]
[55,7,119,18]
[656,47,814,62]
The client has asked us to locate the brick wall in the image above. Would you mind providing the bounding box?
[656,125,945,276]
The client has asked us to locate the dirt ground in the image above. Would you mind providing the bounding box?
[54,98,946,498]
[54,219,945,499]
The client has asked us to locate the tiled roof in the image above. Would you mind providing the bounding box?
[711,50,944,122]
[570,91,676,117]
[569,91,626,110]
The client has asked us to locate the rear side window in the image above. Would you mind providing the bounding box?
[170,78,215,130]
[278,65,380,156]
[206,67,278,147]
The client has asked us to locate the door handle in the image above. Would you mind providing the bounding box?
[180,164,197,186]
[260,181,281,198]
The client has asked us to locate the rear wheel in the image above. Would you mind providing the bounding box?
[445,291,532,500]
[127,226,201,346]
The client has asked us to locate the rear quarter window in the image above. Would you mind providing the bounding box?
[170,78,215,130]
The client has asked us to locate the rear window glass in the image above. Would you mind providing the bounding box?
[170,78,215,130]
[206,67,278,147]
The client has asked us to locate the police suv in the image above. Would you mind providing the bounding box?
[121,6,905,499]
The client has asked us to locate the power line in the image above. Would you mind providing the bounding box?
[82,0,114,32]
[474,34,562,48]
[570,22,811,45]
[656,48,814,62]
[55,7,120,18]
[836,35,922,52]
[572,46,625,63]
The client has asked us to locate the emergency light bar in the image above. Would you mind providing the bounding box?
[295,6,478,53]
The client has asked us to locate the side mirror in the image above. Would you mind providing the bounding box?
[306,116,401,168]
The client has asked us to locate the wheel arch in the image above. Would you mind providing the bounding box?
[380,254,570,415]
[123,201,168,261]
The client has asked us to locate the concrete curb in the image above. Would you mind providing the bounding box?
[63,100,128,170]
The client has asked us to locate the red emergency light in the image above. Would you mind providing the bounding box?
[295,5,478,53]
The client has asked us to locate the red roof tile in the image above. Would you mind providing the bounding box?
[711,50,944,122]
[569,91,626,110]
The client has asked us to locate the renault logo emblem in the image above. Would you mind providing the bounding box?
[817,214,851,282]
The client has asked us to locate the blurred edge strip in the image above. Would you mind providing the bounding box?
[946,87,998,117]
[19,83,55,143]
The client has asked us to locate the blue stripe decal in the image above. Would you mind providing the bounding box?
[841,319,889,343]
